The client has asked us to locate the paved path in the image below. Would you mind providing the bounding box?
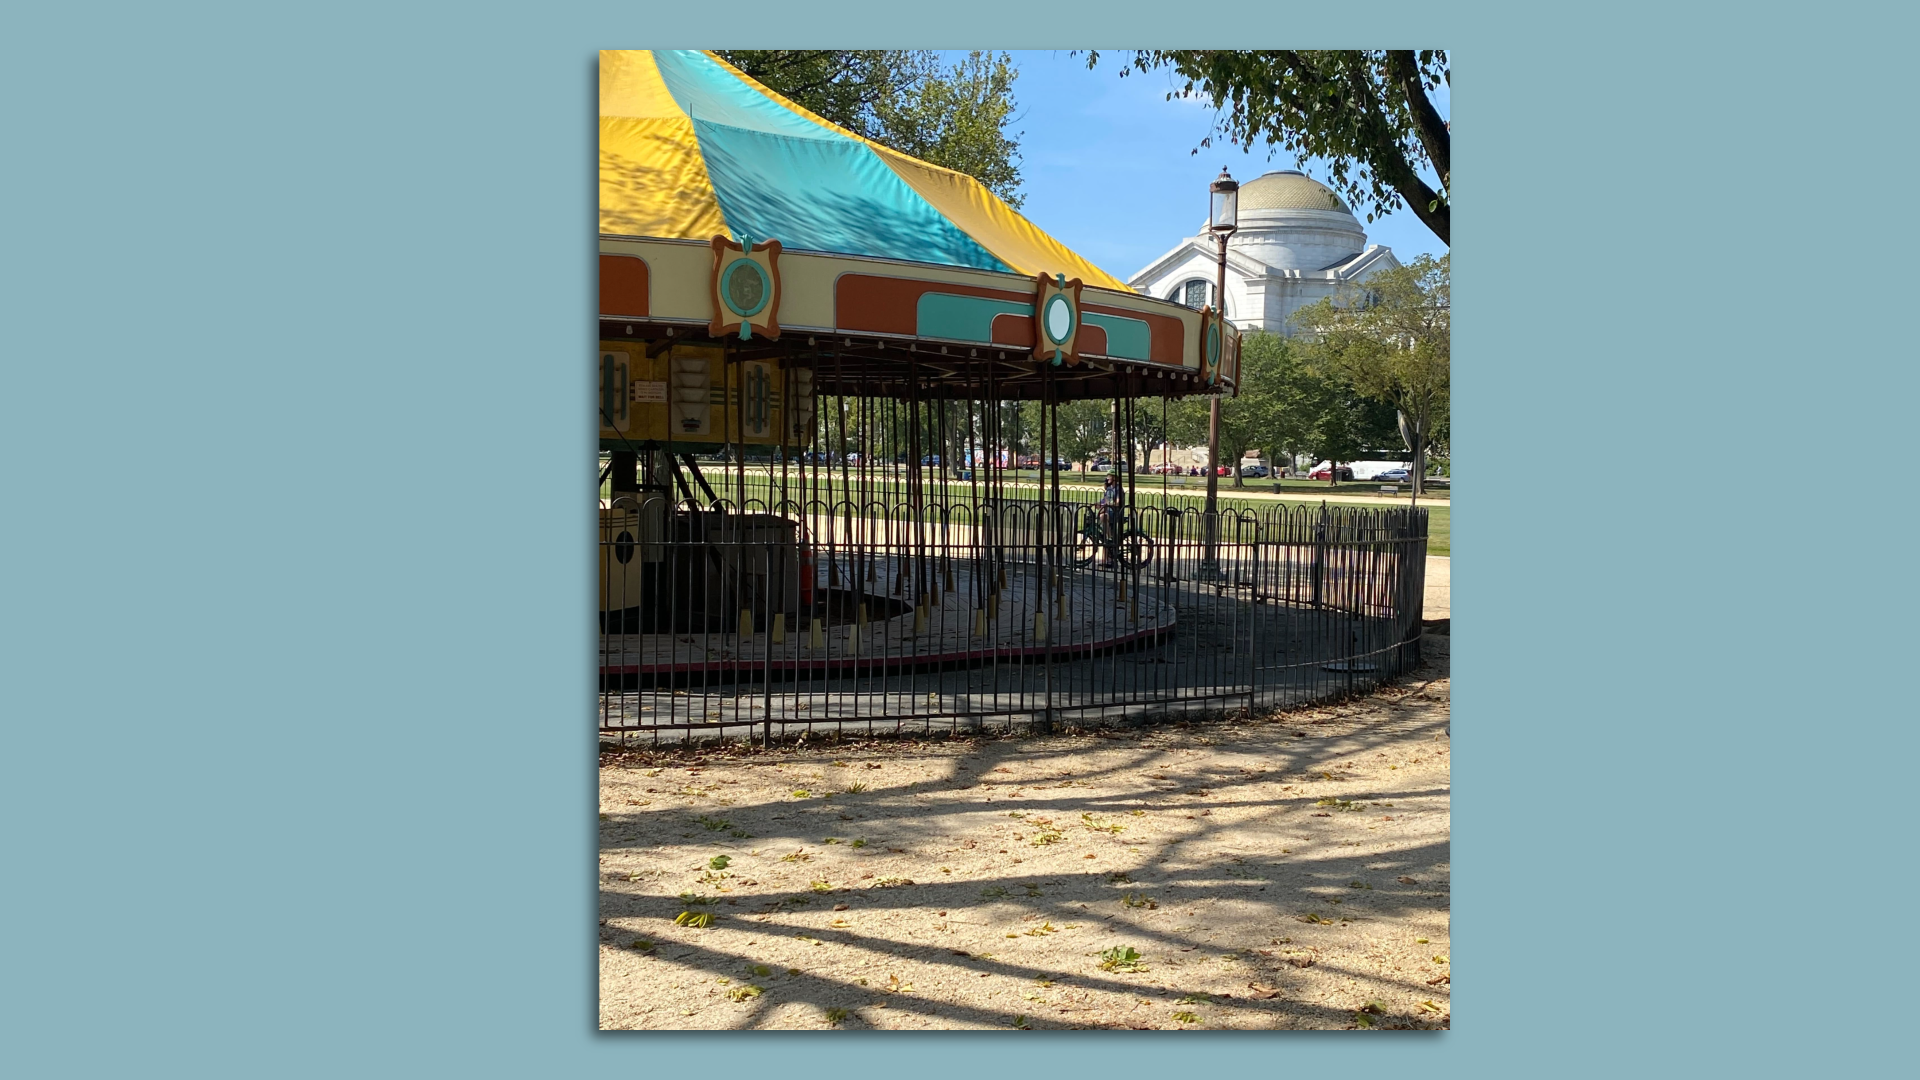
[983,482,1448,510]
[1424,556,1449,621]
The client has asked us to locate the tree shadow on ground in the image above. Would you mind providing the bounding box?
[600,642,1450,1030]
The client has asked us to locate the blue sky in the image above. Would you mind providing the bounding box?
[944,51,1449,283]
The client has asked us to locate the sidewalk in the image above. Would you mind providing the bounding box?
[1425,555,1450,621]
[1017,480,1450,509]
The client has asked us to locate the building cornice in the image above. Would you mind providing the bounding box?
[1130,239,1276,290]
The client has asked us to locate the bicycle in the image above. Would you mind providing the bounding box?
[1074,506,1155,570]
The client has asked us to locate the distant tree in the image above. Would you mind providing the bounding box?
[1303,391,1368,484]
[1163,333,1323,487]
[1303,388,1402,485]
[1160,331,1403,488]
[1082,50,1448,244]
[1128,400,1170,462]
[718,50,1026,207]
[1053,399,1113,473]
[1002,400,1033,459]
[1165,394,1258,488]
[1293,254,1449,493]
[1228,332,1314,476]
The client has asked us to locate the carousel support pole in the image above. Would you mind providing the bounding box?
[728,338,747,508]
[1126,389,1140,622]
[964,392,979,635]
[1050,389,1066,620]
[1040,365,1057,735]
[834,355,852,591]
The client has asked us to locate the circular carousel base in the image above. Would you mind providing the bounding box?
[599,559,1173,686]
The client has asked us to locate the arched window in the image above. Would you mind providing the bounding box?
[1170,278,1226,316]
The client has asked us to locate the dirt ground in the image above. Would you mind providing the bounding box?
[597,622,1450,1030]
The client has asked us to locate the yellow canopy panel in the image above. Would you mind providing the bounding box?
[599,50,1128,291]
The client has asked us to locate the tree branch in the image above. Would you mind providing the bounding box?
[1385,51,1449,188]
[1334,55,1448,245]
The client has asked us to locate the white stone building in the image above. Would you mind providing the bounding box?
[1128,170,1400,333]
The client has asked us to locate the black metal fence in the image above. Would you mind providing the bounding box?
[599,490,1427,744]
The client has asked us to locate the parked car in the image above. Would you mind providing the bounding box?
[1239,464,1269,478]
[1375,468,1411,482]
[1308,464,1355,481]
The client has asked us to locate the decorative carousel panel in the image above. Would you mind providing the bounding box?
[708,235,782,340]
[1033,272,1084,366]
[1199,306,1224,385]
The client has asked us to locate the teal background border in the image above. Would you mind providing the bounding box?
[917,292,1033,341]
[6,2,1912,1076]
[1081,312,1150,360]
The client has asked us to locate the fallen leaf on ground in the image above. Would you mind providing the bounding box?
[1247,984,1282,1000]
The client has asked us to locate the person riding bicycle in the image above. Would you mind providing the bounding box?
[1097,472,1123,545]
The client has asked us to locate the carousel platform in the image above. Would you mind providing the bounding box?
[599,556,1174,686]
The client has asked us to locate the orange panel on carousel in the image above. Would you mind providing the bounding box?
[600,254,649,318]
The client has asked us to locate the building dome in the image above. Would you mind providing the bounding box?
[1237,170,1350,214]
[1226,170,1366,272]
[1133,169,1397,334]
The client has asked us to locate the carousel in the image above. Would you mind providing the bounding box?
[597,51,1421,741]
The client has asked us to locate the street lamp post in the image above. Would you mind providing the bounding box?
[1203,169,1238,579]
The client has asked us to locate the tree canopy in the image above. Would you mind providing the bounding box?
[1051,399,1113,469]
[718,50,1026,208]
[1165,341,1284,487]
[1292,254,1450,492]
[1163,332,1398,487]
[1082,50,1449,244]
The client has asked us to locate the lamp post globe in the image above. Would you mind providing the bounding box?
[1209,169,1239,236]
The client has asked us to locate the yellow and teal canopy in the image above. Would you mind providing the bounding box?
[599,50,1129,291]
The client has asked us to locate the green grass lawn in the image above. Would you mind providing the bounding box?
[601,467,1452,556]
[1422,505,1449,556]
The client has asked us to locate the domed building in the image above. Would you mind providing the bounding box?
[1128,170,1400,333]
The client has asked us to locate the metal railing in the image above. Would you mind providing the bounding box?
[599,492,1425,744]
